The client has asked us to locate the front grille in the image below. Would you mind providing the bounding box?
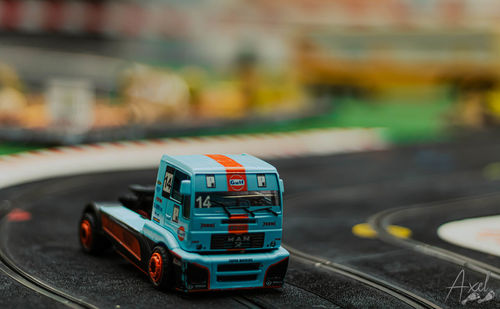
[217,263,260,272]
[217,274,257,282]
[210,233,265,250]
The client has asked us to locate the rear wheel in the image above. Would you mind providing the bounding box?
[79,212,109,254]
[148,246,172,290]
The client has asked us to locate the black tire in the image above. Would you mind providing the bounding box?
[148,246,173,290]
[78,212,109,255]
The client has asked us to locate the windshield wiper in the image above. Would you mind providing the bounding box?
[209,200,232,217]
[252,207,278,216]
[224,206,278,217]
[207,201,255,218]
[227,206,255,217]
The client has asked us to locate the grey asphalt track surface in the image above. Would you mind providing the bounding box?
[2,131,500,308]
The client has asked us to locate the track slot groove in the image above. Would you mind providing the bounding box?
[285,244,441,309]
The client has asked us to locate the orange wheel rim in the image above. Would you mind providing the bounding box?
[148,252,163,284]
[80,220,92,249]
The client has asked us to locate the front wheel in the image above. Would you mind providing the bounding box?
[148,246,172,290]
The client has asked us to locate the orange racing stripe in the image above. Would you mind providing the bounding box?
[205,154,248,192]
[228,214,249,234]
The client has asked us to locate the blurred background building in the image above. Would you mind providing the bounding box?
[0,0,499,146]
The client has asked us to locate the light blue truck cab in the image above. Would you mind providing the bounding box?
[80,154,289,292]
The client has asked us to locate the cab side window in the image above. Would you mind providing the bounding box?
[170,169,191,219]
[171,170,188,202]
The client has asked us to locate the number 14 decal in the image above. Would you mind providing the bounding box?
[196,195,212,208]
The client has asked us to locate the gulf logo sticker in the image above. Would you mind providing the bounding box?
[177,226,185,241]
[229,174,245,191]
[204,155,248,192]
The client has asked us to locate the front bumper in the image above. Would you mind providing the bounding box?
[170,246,289,292]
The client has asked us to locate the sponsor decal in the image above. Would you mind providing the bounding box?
[172,205,179,223]
[257,174,266,187]
[177,226,185,241]
[201,223,215,228]
[229,174,245,191]
[204,154,248,192]
[153,217,160,223]
[155,197,162,203]
[192,284,206,289]
[229,258,254,263]
[239,258,253,262]
[162,166,174,197]
[206,175,216,188]
[229,224,247,232]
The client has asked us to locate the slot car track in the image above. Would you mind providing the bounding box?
[286,246,439,309]
[0,184,96,309]
[2,131,500,308]
[0,176,438,309]
[0,187,282,309]
[369,194,500,280]
[0,173,339,309]
[0,230,97,309]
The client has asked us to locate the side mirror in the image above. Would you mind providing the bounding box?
[180,180,192,195]
[279,179,285,193]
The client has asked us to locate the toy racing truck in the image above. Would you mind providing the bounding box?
[78,154,289,292]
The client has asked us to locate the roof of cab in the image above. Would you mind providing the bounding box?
[161,154,277,174]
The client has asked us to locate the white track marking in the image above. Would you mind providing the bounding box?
[438,216,500,257]
[0,128,387,189]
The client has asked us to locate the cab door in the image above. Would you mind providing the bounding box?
[161,165,191,245]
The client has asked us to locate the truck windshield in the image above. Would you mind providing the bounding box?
[195,190,280,209]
